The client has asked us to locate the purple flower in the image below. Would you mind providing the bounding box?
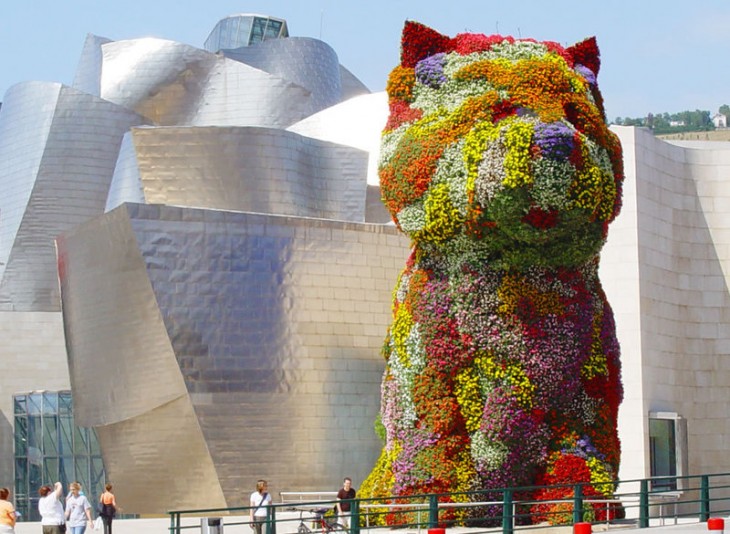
[415,53,448,88]
[533,121,575,160]
[574,64,597,85]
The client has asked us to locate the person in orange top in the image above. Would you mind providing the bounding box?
[0,487,16,534]
[98,484,118,534]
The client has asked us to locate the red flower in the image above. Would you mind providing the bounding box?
[401,21,454,68]
[453,33,513,54]
[385,100,423,131]
[522,206,559,229]
[566,37,600,75]
[491,98,517,123]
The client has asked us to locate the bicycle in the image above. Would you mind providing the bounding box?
[292,506,347,534]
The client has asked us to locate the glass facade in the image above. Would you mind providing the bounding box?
[649,417,677,490]
[648,412,687,492]
[203,15,288,52]
[13,391,105,521]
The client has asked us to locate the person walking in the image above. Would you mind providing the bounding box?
[335,477,356,530]
[38,482,65,534]
[0,488,16,534]
[98,484,117,534]
[249,480,271,534]
[65,482,93,534]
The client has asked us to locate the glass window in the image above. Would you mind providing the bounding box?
[59,415,73,456]
[59,393,72,415]
[42,415,58,456]
[265,20,283,40]
[27,415,42,452]
[43,392,58,415]
[250,17,267,44]
[649,412,687,491]
[27,394,42,415]
[43,457,59,485]
[13,391,107,522]
[89,429,102,456]
[649,418,676,490]
[59,457,74,486]
[74,426,89,455]
[14,416,27,456]
[14,395,26,415]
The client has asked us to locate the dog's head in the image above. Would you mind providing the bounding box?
[379,22,623,269]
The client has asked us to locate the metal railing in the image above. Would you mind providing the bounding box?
[169,472,730,534]
[280,491,338,504]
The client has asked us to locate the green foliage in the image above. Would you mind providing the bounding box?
[613,109,716,134]
[374,413,386,443]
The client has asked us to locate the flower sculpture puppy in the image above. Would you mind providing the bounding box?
[362,21,624,525]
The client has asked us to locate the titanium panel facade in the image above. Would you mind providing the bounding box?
[0,82,145,311]
[106,127,369,221]
[96,37,350,128]
[58,203,411,512]
[72,33,112,97]
[0,14,383,505]
[221,37,343,111]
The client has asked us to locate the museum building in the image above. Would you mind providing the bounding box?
[1,12,729,517]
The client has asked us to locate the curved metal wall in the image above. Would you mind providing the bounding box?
[104,131,145,212]
[97,38,340,128]
[58,203,411,512]
[287,91,388,188]
[0,82,60,286]
[106,126,369,221]
[222,37,343,111]
[72,33,112,97]
[0,15,389,511]
[0,82,145,311]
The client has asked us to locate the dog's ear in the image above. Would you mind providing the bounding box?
[400,20,454,68]
[566,36,600,76]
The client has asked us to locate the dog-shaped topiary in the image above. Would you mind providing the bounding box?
[362,21,624,526]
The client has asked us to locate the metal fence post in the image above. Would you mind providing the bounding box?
[351,499,360,534]
[268,504,277,534]
[169,512,179,534]
[700,475,710,522]
[428,494,438,528]
[639,479,649,528]
[572,484,584,525]
[502,489,514,534]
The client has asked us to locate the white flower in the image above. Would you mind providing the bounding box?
[397,202,427,233]
[531,158,575,210]
[434,140,469,216]
[471,430,509,470]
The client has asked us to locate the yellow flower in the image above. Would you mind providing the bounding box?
[582,315,608,379]
[413,183,464,244]
[454,367,483,433]
[390,305,413,367]
[498,273,563,316]
[502,120,534,188]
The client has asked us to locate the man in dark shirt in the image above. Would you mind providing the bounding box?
[336,477,356,529]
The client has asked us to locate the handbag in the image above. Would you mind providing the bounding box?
[93,516,103,530]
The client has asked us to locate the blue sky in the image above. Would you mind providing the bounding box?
[1,0,729,121]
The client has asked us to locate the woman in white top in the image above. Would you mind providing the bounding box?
[38,482,65,534]
[65,482,93,534]
[249,480,271,534]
